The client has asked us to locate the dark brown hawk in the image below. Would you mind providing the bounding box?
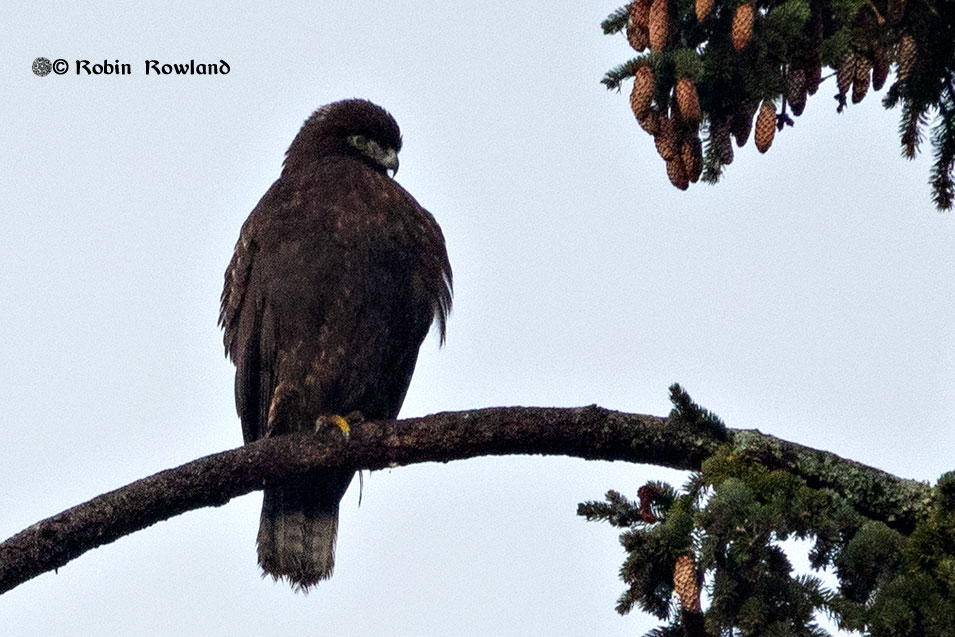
[219,99,452,590]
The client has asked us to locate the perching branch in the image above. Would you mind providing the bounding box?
[0,402,930,595]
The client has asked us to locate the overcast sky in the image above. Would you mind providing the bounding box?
[2,2,953,635]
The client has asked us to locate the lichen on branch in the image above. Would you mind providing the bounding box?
[580,389,954,635]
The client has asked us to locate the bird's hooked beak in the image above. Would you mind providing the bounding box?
[380,147,399,177]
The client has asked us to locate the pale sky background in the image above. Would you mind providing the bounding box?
[2,2,954,635]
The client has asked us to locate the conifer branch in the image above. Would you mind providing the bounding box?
[603,0,955,209]
[602,5,630,35]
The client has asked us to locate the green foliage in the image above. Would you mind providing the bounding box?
[667,383,728,441]
[929,90,955,209]
[580,387,955,634]
[762,0,812,58]
[830,0,867,24]
[866,573,955,636]
[602,5,630,35]
[818,28,851,67]
[672,48,705,82]
[937,471,955,511]
[603,0,955,211]
[835,521,902,603]
[579,489,648,527]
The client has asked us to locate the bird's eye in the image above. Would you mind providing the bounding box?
[345,134,398,175]
[346,134,369,151]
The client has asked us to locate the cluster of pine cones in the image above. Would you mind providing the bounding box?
[624,0,916,191]
[829,6,914,114]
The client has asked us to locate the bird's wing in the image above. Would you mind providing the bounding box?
[220,181,281,443]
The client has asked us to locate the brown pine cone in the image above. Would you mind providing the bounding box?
[666,156,689,190]
[897,34,916,83]
[872,45,889,91]
[637,108,660,135]
[754,99,776,153]
[674,556,701,613]
[649,0,669,52]
[887,0,907,24]
[711,119,734,165]
[654,115,678,160]
[630,65,654,121]
[732,3,754,51]
[626,0,652,51]
[626,23,649,52]
[674,78,701,125]
[852,56,870,103]
[836,51,855,99]
[695,0,714,22]
[787,69,807,116]
[729,101,758,147]
[681,135,703,183]
[805,64,822,96]
[633,0,652,28]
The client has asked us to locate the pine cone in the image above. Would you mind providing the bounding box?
[897,34,916,83]
[626,0,651,51]
[787,69,807,116]
[638,108,660,135]
[754,99,776,153]
[852,56,870,104]
[626,24,649,52]
[695,0,714,22]
[675,78,701,125]
[630,65,654,120]
[681,135,703,183]
[732,3,754,51]
[729,101,758,147]
[711,119,734,165]
[666,156,689,190]
[648,0,668,53]
[872,45,889,91]
[633,0,652,28]
[654,115,678,160]
[887,0,907,24]
[673,556,701,613]
[836,51,855,99]
[805,64,822,96]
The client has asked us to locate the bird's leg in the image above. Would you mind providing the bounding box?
[314,414,351,438]
[344,410,365,425]
[342,411,367,506]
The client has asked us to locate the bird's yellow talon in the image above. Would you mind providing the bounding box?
[316,414,350,438]
[333,415,351,437]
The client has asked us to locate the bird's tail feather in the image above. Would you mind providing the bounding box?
[257,470,352,591]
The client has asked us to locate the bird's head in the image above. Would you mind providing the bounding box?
[284,99,403,177]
